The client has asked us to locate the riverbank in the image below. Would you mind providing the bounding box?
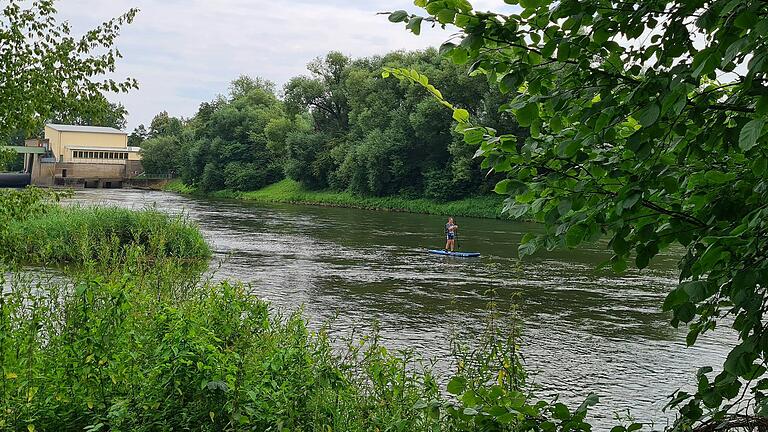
[0,189,598,431]
[163,179,507,219]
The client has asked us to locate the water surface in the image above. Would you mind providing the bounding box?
[70,189,733,428]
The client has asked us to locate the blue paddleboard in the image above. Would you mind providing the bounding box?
[428,250,481,258]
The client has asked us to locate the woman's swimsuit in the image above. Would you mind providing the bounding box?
[446,223,456,240]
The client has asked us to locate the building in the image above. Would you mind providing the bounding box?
[26,124,143,188]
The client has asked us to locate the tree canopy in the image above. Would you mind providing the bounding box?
[0,0,138,140]
[141,50,524,200]
[387,0,768,429]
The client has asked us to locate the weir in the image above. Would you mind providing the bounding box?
[0,145,47,188]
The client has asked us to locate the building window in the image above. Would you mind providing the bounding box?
[62,169,67,178]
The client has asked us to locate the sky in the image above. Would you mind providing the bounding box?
[55,0,503,131]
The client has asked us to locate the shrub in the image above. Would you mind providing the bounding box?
[0,264,605,432]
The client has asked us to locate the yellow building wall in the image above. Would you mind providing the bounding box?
[44,127,128,162]
[44,126,62,160]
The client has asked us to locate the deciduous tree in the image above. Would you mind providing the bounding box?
[0,0,137,140]
[387,0,768,429]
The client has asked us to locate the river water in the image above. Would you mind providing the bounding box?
[70,189,733,428]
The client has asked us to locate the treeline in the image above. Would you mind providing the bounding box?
[136,49,525,200]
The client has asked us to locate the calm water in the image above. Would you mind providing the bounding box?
[70,189,733,428]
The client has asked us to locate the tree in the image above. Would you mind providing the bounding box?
[139,135,181,175]
[148,111,184,138]
[228,75,276,100]
[0,0,137,140]
[128,124,148,147]
[284,52,351,132]
[389,0,768,429]
[49,94,129,130]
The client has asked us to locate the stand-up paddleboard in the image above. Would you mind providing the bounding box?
[428,250,481,258]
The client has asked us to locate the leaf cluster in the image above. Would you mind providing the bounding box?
[389,0,768,429]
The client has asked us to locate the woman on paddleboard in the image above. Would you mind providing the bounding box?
[445,217,458,252]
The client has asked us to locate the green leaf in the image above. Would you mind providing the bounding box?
[463,407,479,416]
[636,103,660,127]
[752,156,767,176]
[565,224,586,247]
[514,102,539,127]
[663,286,690,311]
[453,108,470,123]
[553,403,570,420]
[406,17,423,35]
[447,376,467,395]
[388,10,409,23]
[739,118,765,151]
[519,239,538,257]
[451,48,469,64]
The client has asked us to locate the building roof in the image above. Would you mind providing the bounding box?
[5,146,46,154]
[46,124,126,135]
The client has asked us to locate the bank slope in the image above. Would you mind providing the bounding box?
[164,179,506,219]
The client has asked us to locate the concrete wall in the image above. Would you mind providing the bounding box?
[31,159,56,186]
[55,162,126,180]
[126,160,144,178]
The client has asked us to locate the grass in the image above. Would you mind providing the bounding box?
[0,202,211,267]
[164,179,507,219]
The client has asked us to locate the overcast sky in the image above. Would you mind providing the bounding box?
[55,1,503,131]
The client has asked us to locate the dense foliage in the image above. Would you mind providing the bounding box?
[0,0,137,141]
[0,256,601,432]
[389,0,768,430]
[138,50,525,200]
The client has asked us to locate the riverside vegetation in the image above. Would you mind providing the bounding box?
[5,0,767,430]
[164,178,506,219]
[131,49,527,212]
[0,187,609,432]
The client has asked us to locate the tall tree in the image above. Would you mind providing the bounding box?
[284,52,351,132]
[148,111,184,138]
[49,94,129,130]
[389,0,768,429]
[0,0,137,140]
[128,124,148,147]
[228,75,276,100]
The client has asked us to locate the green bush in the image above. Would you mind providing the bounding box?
[0,263,605,432]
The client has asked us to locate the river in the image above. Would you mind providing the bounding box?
[70,189,733,429]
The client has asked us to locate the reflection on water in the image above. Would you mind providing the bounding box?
[68,189,734,428]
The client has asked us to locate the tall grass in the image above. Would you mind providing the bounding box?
[0,204,211,267]
[0,263,438,431]
[164,179,506,219]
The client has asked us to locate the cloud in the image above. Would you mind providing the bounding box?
[57,0,476,131]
